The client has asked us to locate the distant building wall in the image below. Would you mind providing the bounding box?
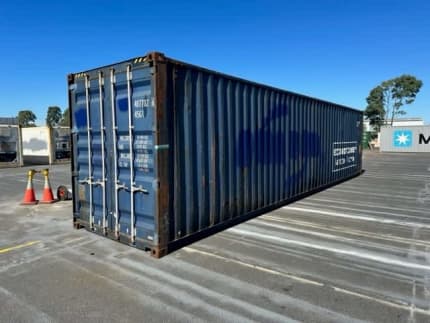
[380,125,430,152]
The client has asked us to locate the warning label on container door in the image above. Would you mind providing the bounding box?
[332,141,358,172]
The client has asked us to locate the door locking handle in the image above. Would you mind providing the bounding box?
[132,186,149,194]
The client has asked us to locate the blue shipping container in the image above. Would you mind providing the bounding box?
[69,52,363,257]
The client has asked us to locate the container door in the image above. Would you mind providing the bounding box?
[72,74,108,233]
[110,65,156,245]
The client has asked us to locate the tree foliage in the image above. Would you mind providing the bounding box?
[364,86,385,131]
[59,107,70,127]
[17,110,37,127]
[46,106,62,127]
[365,75,423,130]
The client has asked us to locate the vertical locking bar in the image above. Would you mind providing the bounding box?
[98,72,107,233]
[84,75,94,229]
[110,69,120,238]
[127,65,136,243]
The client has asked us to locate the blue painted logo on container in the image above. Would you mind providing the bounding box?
[237,104,323,191]
[393,130,412,147]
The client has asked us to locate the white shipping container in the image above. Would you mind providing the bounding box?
[22,126,71,164]
[380,126,430,153]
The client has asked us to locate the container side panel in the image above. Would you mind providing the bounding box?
[235,82,244,216]
[250,87,257,208]
[195,72,209,230]
[268,91,275,204]
[217,78,229,222]
[256,88,264,207]
[173,72,185,239]
[183,70,197,235]
[174,72,189,238]
[242,85,250,212]
[274,92,280,202]
[207,75,219,227]
[262,89,269,206]
[226,80,236,219]
[170,63,362,246]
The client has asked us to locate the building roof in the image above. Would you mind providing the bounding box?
[0,117,18,125]
[363,117,423,123]
[388,117,423,122]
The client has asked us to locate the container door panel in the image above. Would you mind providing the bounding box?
[72,76,108,231]
[88,77,107,232]
[73,80,92,227]
[131,69,156,243]
[114,72,133,238]
[111,66,156,244]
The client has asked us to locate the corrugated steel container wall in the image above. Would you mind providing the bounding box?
[69,52,363,257]
[380,126,430,152]
[52,126,71,161]
[0,125,23,167]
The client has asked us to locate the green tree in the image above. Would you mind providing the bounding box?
[46,106,62,127]
[17,110,37,127]
[365,75,423,129]
[59,107,70,127]
[364,86,385,131]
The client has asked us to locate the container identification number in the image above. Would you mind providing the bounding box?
[134,96,152,119]
[332,142,358,172]
[134,98,150,108]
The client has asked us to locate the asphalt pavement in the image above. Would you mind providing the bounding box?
[0,151,429,322]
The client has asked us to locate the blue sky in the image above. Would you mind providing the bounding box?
[0,0,429,124]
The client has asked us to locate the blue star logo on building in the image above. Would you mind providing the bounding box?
[393,130,413,147]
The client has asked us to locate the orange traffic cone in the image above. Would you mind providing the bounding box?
[21,169,38,205]
[40,169,56,204]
